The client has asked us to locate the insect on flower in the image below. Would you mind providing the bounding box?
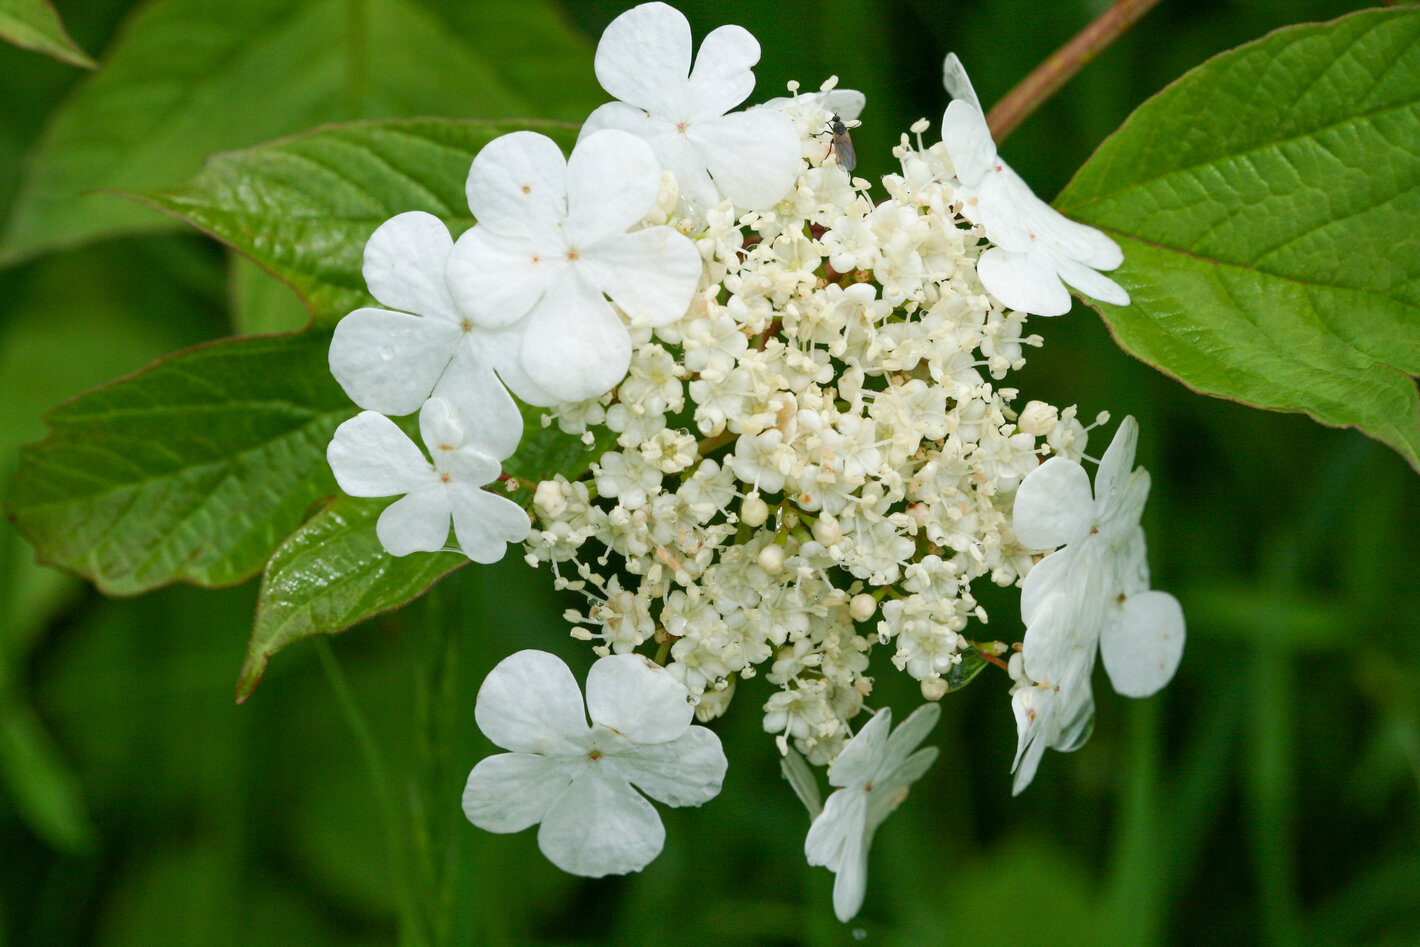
[826,113,856,172]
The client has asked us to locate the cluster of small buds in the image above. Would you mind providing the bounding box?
[523,85,1093,764]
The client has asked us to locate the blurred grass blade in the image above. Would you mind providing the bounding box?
[132,119,580,327]
[1058,8,1420,472]
[0,0,598,264]
[0,0,94,67]
[0,696,95,852]
[6,331,352,595]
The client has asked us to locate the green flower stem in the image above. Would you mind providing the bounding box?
[316,638,429,947]
[986,0,1163,142]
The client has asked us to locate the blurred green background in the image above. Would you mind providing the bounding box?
[2,0,1417,944]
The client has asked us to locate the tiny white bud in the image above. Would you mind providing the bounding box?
[758,542,786,575]
[741,494,770,527]
[848,593,876,623]
[812,512,842,546]
[921,677,948,701]
[1017,400,1058,436]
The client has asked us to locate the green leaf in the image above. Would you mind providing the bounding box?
[1056,7,1420,473]
[945,646,988,693]
[237,496,465,701]
[0,697,94,852]
[229,254,311,336]
[239,397,616,700]
[134,118,581,326]
[0,0,94,68]
[0,0,596,263]
[5,330,353,596]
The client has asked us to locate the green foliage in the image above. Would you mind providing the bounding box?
[0,0,94,67]
[135,119,581,325]
[1059,7,1420,473]
[0,0,598,263]
[7,331,352,595]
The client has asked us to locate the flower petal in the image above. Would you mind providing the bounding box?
[1101,590,1186,698]
[1053,252,1131,307]
[328,411,433,497]
[462,752,573,833]
[1094,416,1138,507]
[464,130,568,236]
[882,703,940,771]
[866,746,937,835]
[329,308,462,415]
[594,1,693,117]
[430,344,524,460]
[940,99,996,186]
[375,486,451,556]
[519,281,633,404]
[1013,456,1094,549]
[446,223,561,330]
[1019,544,1076,625]
[586,653,693,744]
[614,726,727,806]
[469,322,561,407]
[448,484,530,564]
[827,707,891,789]
[692,108,800,210]
[941,53,983,112]
[362,211,459,323]
[475,650,588,754]
[566,130,662,238]
[805,789,870,922]
[581,227,700,326]
[685,23,759,117]
[537,771,665,877]
[976,246,1073,317]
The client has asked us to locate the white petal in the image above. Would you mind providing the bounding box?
[805,790,870,921]
[446,224,561,330]
[685,24,759,117]
[328,411,433,497]
[882,703,940,771]
[1101,590,1185,698]
[819,89,866,122]
[1054,253,1131,307]
[594,1,693,117]
[430,342,524,460]
[519,282,632,404]
[1019,545,1076,626]
[464,130,568,236]
[615,726,727,807]
[475,650,588,754]
[1010,688,1052,796]
[418,395,464,453]
[362,211,459,322]
[1094,416,1139,506]
[866,746,937,834]
[580,100,667,141]
[940,99,996,186]
[586,653,692,744]
[375,486,452,556]
[1013,456,1094,549]
[566,130,662,238]
[977,246,1073,317]
[447,485,530,564]
[941,53,984,112]
[329,308,462,415]
[537,771,665,877]
[462,752,572,833]
[827,708,891,789]
[471,322,561,407]
[580,227,700,326]
[691,108,800,210]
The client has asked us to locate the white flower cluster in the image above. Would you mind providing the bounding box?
[320,0,1183,923]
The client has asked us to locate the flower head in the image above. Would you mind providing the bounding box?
[939,54,1129,316]
[462,650,728,877]
[803,704,940,921]
[446,129,703,405]
[326,397,529,562]
[1009,417,1185,792]
[582,1,800,211]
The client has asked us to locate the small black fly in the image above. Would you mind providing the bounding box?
[827,113,856,172]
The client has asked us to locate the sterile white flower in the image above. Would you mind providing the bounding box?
[804,703,940,922]
[582,1,800,211]
[940,54,1129,316]
[445,128,702,405]
[1009,416,1185,792]
[326,397,529,562]
[462,650,728,877]
[327,211,524,436]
